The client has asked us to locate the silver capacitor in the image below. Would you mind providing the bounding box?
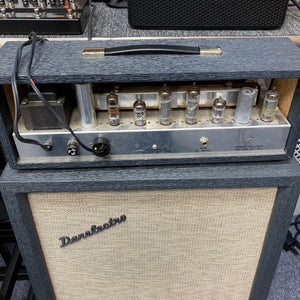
[234,87,256,123]
[260,89,279,122]
[133,99,146,126]
[159,84,172,126]
[185,83,199,125]
[75,83,97,129]
[211,97,226,124]
[107,92,120,126]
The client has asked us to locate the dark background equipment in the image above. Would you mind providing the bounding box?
[0,0,89,34]
[128,0,289,30]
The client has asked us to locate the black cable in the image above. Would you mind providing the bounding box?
[284,214,300,255]
[11,35,51,151]
[291,214,300,231]
[290,0,300,10]
[12,32,93,153]
[26,33,94,153]
[87,0,96,40]
[288,0,300,17]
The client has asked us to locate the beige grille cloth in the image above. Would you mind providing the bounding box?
[29,187,277,300]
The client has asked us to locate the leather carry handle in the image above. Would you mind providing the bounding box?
[81,45,223,57]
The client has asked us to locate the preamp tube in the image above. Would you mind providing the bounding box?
[69,0,76,10]
[7,0,14,9]
[31,0,38,7]
[260,89,279,122]
[234,87,256,123]
[107,92,120,126]
[1,7,7,18]
[159,84,172,126]
[22,0,29,6]
[133,99,146,126]
[185,83,199,125]
[211,97,226,124]
[40,0,47,10]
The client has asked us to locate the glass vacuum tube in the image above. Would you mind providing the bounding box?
[211,97,226,124]
[133,99,146,126]
[260,89,279,122]
[185,83,199,125]
[107,92,120,126]
[159,84,172,126]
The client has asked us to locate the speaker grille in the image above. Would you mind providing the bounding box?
[29,187,277,300]
[128,0,288,29]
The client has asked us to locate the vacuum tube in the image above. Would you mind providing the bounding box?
[159,84,172,126]
[260,89,279,122]
[185,83,199,125]
[107,92,120,126]
[133,99,146,126]
[234,87,256,123]
[211,97,226,124]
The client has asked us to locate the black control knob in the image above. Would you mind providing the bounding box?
[92,137,111,157]
[67,140,79,156]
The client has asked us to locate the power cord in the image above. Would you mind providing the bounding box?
[11,34,51,151]
[289,0,300,10]
[11,32,94,153]
[87,0,96,40]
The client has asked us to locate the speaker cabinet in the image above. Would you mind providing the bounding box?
[128,0,289,30]
[1,159,299,300]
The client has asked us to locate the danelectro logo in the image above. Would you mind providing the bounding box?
[59,215,126,248]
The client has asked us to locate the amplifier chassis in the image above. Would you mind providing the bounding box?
[13,107,291,162]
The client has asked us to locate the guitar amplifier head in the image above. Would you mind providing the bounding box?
[1,160,299,300]
[128,0,289,30]
[1,38,300,170]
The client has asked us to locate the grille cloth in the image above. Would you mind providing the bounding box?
[128,0,288,29]
[28,187,277,300]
